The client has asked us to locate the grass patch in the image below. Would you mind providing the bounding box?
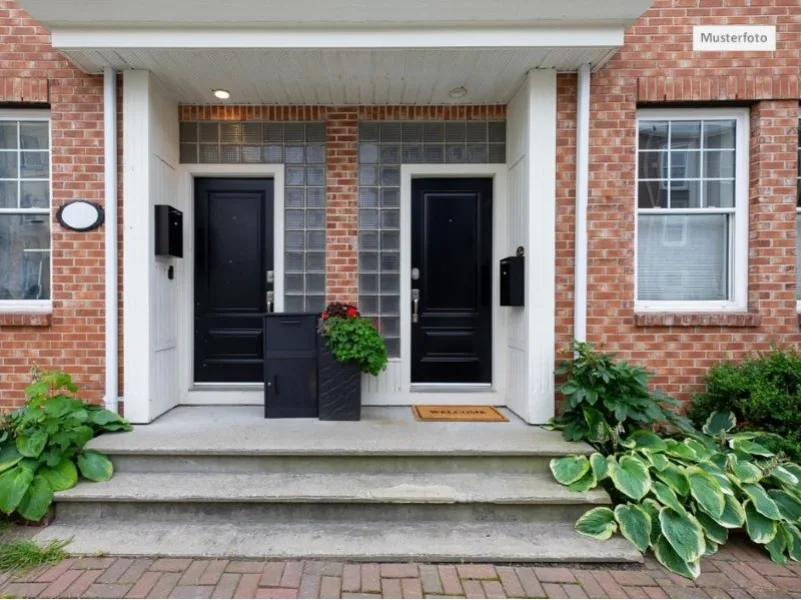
[0,538,68,574]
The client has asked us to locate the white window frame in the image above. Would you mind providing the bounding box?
[635,107,749,313]
[0,109,52,314]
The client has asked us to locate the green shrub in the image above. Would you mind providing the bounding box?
[551,341,692,452]
[689,348,801,460]
[551,412,801,579]
[319,302,388,376]
[0,369,131,522]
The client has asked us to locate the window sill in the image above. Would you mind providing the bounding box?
[0,313,52,328]
[634,312,761,328]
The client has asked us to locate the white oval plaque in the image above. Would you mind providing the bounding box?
[57,200,105,232]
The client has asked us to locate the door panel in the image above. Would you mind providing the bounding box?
[411,178,492,384]
[194,178,274,383]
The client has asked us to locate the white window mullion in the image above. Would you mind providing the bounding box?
[635,108,749,312]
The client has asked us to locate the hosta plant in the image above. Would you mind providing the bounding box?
[550,411,801,579]
[0,369,131,522]
[552,341,693,452]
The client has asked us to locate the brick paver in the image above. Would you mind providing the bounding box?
[2,537,800,599]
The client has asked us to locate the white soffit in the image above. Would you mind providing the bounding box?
[63,47,618,105]
[20,0,653,28]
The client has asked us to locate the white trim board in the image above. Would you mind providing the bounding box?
[363,164,509,406]
[177,164,285,406]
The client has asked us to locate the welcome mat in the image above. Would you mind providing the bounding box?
[412,405,508,422]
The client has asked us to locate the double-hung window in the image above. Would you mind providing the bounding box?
[0,110,51,311]
[636,108,748,311]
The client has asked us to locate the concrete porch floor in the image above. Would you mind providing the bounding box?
[88,406,578,456]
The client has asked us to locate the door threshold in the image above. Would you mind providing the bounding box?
[410,384,494,394]
[192,383,264,391]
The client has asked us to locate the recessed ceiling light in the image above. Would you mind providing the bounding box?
[213,89,231,100]
[449,86,468,99]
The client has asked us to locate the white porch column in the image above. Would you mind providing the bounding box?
[122,70,180,424]
[505,70,557,424]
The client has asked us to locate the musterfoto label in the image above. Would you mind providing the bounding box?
[693,25,776,52]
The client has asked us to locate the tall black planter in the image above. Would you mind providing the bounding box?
[317,339,362,421]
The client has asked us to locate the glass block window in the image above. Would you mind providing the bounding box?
[636,109,748,309]
[358,120,506,357]
[179,121,327,312]
[0,111,51,304]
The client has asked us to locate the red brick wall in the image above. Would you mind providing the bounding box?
[0,0,106,409]
[554,0,801,402]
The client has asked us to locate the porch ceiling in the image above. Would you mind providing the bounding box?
[65,47,617,105]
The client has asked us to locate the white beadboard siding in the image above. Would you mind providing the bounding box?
[504,71,557,424]
[149,78,181,421]
[123,70,181,424]
[362,360,404,401]
[62,48,616,105]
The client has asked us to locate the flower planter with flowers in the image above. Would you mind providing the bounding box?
[317,302,388,421]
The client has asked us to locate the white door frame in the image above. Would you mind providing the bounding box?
[177,164,285,405]
[378,164,509,406]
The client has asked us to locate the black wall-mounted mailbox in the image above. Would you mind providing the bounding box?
[155,205,183,258]
[500,256,525,306]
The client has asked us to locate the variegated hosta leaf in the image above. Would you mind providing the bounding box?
[609,455,651,501]
[642,498,663,545]
[652,481,686,514]
[782,463,801,483]
[665,440,697,461]
[709,494,746,529]
[686,467,725,519]
[781,522,801,562]
[659,507,706,563]
[765,529,788,564]
[730,438,774,458]
[649,453,670,472]
[550,456,590,486]
[575,507,617,540]
[614,504,652,552]
[744,500,778,544]
[771,466,799,487]
[589,453,608,481]
[696,511,728,545]
[684,439,712,461]
[742,483,782,520]
[704,540,719,556]
[729,455,762,484]
[623,431,668,453]
[654,535,701,580]
[703,411,737,436]
[569,468,598,493]
[654,464,690,496]
[708,472,734,496]
[768,489,801,523]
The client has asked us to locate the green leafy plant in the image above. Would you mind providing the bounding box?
[0,370,131,522]
[551,411,801,579]
[551,341,692,452]
[689,347,801,461]
[319,302,388,377]
[0,538,67,574]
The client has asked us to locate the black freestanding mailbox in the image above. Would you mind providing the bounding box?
[500,256,525,306]
[263,313,318,418]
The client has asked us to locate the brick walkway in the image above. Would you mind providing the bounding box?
[2,538,801,599]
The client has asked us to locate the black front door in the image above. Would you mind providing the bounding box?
[411,178,492,384]
[194,178,274,383]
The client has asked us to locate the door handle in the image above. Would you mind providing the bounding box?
[412,288,420,324]
[266,290,274,313]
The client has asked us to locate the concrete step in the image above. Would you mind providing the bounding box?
[54,472,610,524]
[89,406,590,475]
[35,519,642,563]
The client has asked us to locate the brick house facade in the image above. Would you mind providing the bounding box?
[0,0,799,422]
